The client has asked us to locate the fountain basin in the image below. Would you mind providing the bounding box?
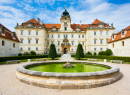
[16,61,121,89]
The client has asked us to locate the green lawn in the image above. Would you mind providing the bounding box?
[74,57,130,64]
[0,57,60,65]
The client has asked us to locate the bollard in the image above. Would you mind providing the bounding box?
[104,59,107,62]
[28,59,31,62]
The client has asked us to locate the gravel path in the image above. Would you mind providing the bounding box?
[0,61,130,95]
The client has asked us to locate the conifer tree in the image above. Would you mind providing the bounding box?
[75,44,84,60]
[48,44,57,60]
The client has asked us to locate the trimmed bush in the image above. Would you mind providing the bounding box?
[75,44,84,60]
[86,51,92,55]
[84,55,130,62]
[18,53,22,56]
[48,44,57,60]
[23,52,30,55]
[94,52,97,55]
[30,51,36,55]
[105,49,113,56]
[98,51,106,55]
[0,54,61,62]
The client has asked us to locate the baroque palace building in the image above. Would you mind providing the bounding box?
[15,8,115,54]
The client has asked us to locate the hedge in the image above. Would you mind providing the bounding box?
[0,55,61,62]
[84,55,130,62]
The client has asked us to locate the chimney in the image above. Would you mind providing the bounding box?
[80,21,82,26]
[111,23,113,28]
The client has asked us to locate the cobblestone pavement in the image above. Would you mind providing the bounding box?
[0,61,130,95]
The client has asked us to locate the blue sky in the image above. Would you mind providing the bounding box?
[0,0,130,33]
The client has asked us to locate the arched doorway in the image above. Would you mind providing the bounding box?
[64,48,67,54]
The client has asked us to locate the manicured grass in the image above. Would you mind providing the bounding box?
[0,57,60,65]
[74,57,130,64]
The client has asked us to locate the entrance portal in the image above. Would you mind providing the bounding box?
[64,48,67,54]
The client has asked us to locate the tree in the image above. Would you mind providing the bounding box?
[105,49,113,56]
[98,51,106,55]
[48,44,57,60]
[75,44,84,60]
[30,51,36,55]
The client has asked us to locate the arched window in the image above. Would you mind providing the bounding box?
[64,27,67,31]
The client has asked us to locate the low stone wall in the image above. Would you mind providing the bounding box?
[16,61,121,89]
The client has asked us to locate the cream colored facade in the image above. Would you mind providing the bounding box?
[108,38,130,57]
[15,9,115,54]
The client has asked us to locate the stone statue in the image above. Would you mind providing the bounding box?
[63,61,74,68]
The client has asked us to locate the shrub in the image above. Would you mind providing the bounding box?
[48,44,57,60]
[23,52,30,55]
[86,51,92,55]
[30,51,36,55]
[75,44,84,60]
[98,51,106,55]
[94,52,97,55]
[18,53,22,56]
[105,49,113,56]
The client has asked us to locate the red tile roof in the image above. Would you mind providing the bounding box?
[108,25,130,43]
[0,24,20,42]
[18,18,110,31]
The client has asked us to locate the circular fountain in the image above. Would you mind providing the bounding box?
[16,61,121,89]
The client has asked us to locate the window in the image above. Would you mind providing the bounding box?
[48,35,49,38]
[112,44,114,48]
[65,27,67,31]
[94,48,96,51]
[13,43,15,48]
[106,40,109,44]
[106,31,108,35]
[94,32,96,35]
[58,35,60,38]
[64,35,66,38]
[28,31,31,35]
[66,42,67,45]
[2,28,5,34]
[52,35,53,38]
[100,32,102,35]
[47,42,49,45]
[94,40,96,44]
[122,31,124,35]
[122,41,124,46]
[64,35,67,38]
[21,31,23,35]
[58,49,60,51]
[82,42,84,45]
[72,42,74,45]
[82,35,84,38]
[58,42,60,45]
[66,35,67,38]
[28,47,30,51]
[36,47,38,50]
[21,40,23,44]
[20,47,23,51]
[72,49,73,51]
[100,48,102,51]
[36,40,38,44]
[72,35,73,38]
[79,35,80,38]
[52,42,53,44]
[2,40,5,46]
[100,40,103,44]
[36,31,38,35]
[28,40,31,44]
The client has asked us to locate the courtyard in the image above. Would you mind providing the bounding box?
[0,59,130,95]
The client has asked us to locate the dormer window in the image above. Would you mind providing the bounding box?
[122,31,124,35]
[2,27,5,34]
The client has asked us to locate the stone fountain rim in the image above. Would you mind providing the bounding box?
[17,61,120,77]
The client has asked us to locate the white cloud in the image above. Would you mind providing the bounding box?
[24,4,38,11]
[34,0,56,5]
[0,0,16,4]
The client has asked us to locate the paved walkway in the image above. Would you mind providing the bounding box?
[58,54,75,61]
[0,59,130,95]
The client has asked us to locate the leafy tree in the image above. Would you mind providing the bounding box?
[86,51,92,55]
[105,49,113,56]
[98,51,106,55]
[30,51,36,55]
[75,44,84,60]
[94,52,97,55]
[23,52,30,55]
[48,44,57,60]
